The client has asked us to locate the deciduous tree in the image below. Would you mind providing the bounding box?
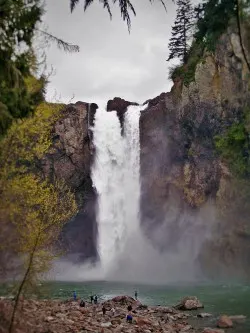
[0,102,78,331]
[5,174,77,333]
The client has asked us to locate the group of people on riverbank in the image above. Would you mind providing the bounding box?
[72,289,138,323]
[73,291,98,305]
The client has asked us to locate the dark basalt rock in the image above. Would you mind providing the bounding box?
[107,97,139,133]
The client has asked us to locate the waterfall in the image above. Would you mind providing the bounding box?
[91,105,142,276]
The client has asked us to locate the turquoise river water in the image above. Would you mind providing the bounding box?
[1,281,250,332]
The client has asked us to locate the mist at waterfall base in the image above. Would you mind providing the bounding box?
[54,105,215,285]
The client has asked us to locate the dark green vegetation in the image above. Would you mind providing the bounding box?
[0,0,45,136]
[0,0,79,137]
[167,0,194,62]
[168,0,249,86]
[215,107,250,177]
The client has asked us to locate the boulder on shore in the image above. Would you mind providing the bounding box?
[111,295,137,306]
[217,315,233,328]
[175,296,204,310]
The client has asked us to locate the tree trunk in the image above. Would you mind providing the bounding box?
[235,0,250,72]
[8,237,39,333]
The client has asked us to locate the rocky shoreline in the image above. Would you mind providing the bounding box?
[0,295,246,333]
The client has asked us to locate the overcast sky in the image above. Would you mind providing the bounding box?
[43,0,177,106]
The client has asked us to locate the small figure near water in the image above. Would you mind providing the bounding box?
[90,295,94,304]
[126,306,133,324]
[80,300,85,307]
[73,290,77,301]
[126,313,133,323]
[94,295,98,304]
[102,305,106,315]
[134,290,138,300]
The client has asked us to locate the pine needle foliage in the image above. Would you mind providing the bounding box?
[70,0,167,30]
[167,0,194,62]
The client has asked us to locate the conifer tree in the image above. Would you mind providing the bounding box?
[167,0,194,62]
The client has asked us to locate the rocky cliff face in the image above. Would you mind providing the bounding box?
[41,101,98,261]
[140,26,250,278]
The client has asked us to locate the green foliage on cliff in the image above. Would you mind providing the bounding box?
[169,41,205,86]
[168,0,249,86]
[215,107,250,177]
[0,102,64,177]
[195,0,236,51]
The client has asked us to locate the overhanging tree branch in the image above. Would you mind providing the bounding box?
[235,0,250,73]
[69,0,167,31]
[36,29,80,53]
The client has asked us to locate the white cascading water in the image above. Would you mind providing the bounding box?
[91,105,142,277]
[54,103,212,283]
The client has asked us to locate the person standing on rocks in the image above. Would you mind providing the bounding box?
[80,300,85,307]
[134,290,138,300]
[90,295,94,304]
[73,290,77,301]
[94,295,98,304]
[126,306,133,324]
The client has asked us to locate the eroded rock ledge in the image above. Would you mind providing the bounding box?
[107,97,139,132]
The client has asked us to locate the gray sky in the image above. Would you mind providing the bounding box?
[43,0,177,105]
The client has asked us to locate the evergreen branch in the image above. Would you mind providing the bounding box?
[36,29,80,53]
[70,0,80,12]
[69,0,167,30]
[101,0,112,18]
[149,0,167,12]
[114,0,136,31]
[83,0,95,12]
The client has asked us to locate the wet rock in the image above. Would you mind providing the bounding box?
[180,324,193,332]
[203,328,225,333]
[228,315,246,322]
[111,318,122,325]
[134,316,152,326]
[155,306,177,314]
[100,322,112,327]
[107,97,139,132]
[217,315,233,328]
[136,304,148,310]
[175,323,192,331]
[175,296,204,310]
[197,313,213,318]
